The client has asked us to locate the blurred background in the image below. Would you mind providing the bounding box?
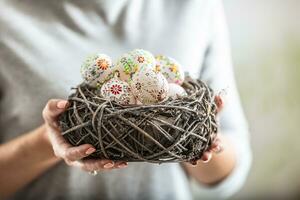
[1,0,299,199]
[222,0,299,199]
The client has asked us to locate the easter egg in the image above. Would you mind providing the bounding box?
[129,49,156,68]
[100,77,136,105]
[131,68,169,104]
[81,53,114,87]
[168,83,187,99]
[155,55,185,85]
[114,49,156,83]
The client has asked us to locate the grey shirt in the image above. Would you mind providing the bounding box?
[0,0,251,199]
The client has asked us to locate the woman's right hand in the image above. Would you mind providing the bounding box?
[42,99,128,172]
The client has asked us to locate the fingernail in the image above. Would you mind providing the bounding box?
[202,157,209,163]
[117,163,128,168]
[104,162,114,169]
[215,97,223,108]
[57,101,68,109]
[85,148,96,155]
[190,160,197,165]
[202,153,212,163]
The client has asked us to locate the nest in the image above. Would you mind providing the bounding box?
[59,77,218,164]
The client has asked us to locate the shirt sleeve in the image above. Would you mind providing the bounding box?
[190,0,252,198]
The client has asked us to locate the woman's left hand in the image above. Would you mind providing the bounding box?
[199,95,224,163]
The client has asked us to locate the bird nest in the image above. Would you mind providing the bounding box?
[59,76,218,164]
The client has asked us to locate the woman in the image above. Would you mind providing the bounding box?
[0,0,251,199]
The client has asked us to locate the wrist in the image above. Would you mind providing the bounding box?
[33,125,62,163]
[183,134,236,185]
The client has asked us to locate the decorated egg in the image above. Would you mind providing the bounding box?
[100,77,136,105]
[155,55,185,85]
[131,68,169,104]
[114,49,156,83]
[129,49,156,68]
[168,83,187,99]
[81,53,114,87]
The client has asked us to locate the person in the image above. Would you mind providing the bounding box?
[0,0,252,199]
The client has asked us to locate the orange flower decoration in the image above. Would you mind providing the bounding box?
[96,59,109,70]
[155,64,161,72]
[169,64,178,73]
[137,56,145,63]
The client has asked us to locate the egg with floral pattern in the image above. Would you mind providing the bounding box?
[100,77,136,105]
[114,49,156,83]
[168,83,187,99]
[81,53,114,87]
[131,68,169,104]
[155,55,185,85]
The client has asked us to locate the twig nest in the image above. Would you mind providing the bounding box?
[168,83,187,99]
[60,49,218,164]
[131,68,169,104]
[155,55,185,85]
[59,77,218,163]
[100,76,136,105]
[114,49,156,83]
[80,53,114,87]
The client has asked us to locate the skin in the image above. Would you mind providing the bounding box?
[0,97,236,198]
[182,96,236,185]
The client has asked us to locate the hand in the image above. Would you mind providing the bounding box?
[42,99,128,172]
[199,95,224,163]
[183,95,236,185]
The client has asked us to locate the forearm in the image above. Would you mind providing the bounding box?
[183,134,236,185]
[0,125,61,198]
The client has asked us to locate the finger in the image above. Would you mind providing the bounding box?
[43,99,69,126]
[201,151,212,163]
[69,160,128,171]
[68,160,84,168]
[189,160,198,166]
[45,124,72,158]
[64,144,96,162]
[210,136,224,153]
[210,142,218,150]
[114,161,128,169]
[80,159,116,172]
[214,95,224,113]
[211,143,224,154]
[210,142,220,151]
[210,137,221,149]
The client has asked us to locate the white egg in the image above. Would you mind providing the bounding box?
[129,49,156,68]
[114,49,156,83]
[131,68,169,104]
[81,53,114,87]
[100,77,136,105]
[155,55,185,85]
[168,83,187,99]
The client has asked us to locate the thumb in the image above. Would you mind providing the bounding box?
[43,99,69,125]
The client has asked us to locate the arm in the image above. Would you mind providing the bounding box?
[0,99,127,198]
[182,95,236,185]
[183,134,236,185]
[0,125,60,198]
[183,0,252,196]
